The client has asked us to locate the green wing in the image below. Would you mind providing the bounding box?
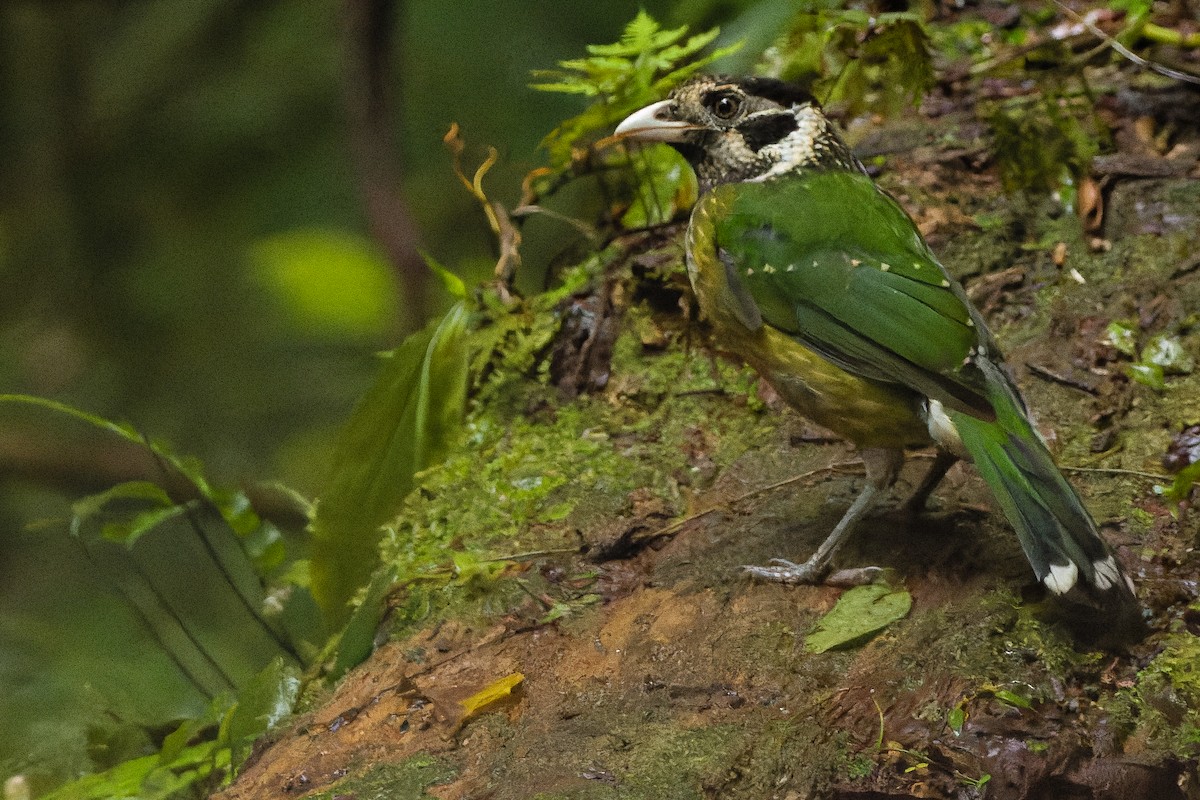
[710,170,994,420]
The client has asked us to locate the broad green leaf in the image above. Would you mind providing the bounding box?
[947,703,966,735]
[332,567,398,678]
[1127,362,1165,391]
[309,302,471,625]
[69,480,174,536]
[220,656,301,769]
[992,689,1033,709]
[1105,321,1138,356]
[100,503,190,547]
[805,584,912,653]
[39,741,224,800]
[158,696,229,765]
[1141,335,1194,375]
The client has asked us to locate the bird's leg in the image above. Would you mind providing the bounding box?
[744,448,904,585]
[900,450,959,514]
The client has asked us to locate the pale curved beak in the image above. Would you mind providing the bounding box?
[614,100,691,142]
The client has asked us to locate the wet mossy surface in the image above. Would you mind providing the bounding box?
[221,97,1200,800]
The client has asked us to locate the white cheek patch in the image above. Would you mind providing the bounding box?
[748,106,824,183]
[1044,561,1079,595]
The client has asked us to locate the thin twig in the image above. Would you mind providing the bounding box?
[1062,465,1169,481]
[1025,362,1099,396]
[636,460,865,543]
[1054,0,1200,85]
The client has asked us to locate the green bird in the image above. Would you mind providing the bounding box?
[615,75,1137,610]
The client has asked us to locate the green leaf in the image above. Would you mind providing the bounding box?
[451,550,508,586]
[421,251,467,300]
[40,741,224,800]
[159,696,228,765]
[309,302,471,625]
[1105,321,1138,357]
[1140,335,1194,375]
[1164,461,1200,506]
[531,10,739,169]
[805,584,912,653]
[69,480,174,536]
[947,704,966,735]
[332,567,398,678]
[0,394,142,444]
[0,394,252,536]
[620,146,697,228]
[220,655,302,769]
[1127,362,1165,391]
[100,503,191,547]
[992,689,1033,709]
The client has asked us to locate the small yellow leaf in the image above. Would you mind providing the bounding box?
[459,673,525,721]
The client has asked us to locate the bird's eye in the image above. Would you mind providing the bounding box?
[709,93,741,120]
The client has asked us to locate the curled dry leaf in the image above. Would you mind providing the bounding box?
[1078,176,1103,233]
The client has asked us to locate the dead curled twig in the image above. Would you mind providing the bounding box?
[443,123,522,299]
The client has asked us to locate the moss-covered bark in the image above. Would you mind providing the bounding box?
[219,96,1200,800]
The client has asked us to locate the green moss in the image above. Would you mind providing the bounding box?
[1107,633,1200,757]
[303,754,457,800]
[376,286,775,639]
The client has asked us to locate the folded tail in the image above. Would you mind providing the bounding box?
[948,360,1137,612]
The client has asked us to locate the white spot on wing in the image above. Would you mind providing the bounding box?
[1044,562,1079,595]
[1091,555,1123,591]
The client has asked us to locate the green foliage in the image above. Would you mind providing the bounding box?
[39,741,226,800]
[331,567,398,678]
[1163,462,1200,508]
[988,96,1101,202]
[308,298,471,627]
[41,657,300,800]
[1111,632,1200,755]
[250,228,399,338]
[531,10,741,169]
[219,656,302,769]
[804,584,912,653]
[1105,322,1194,393]
[0,395,314,796]
[763,10,934,116]
[619,146,698,229]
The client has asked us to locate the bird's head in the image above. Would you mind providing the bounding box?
[615,75,861,193]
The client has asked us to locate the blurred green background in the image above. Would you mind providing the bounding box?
[0,0,773,788]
